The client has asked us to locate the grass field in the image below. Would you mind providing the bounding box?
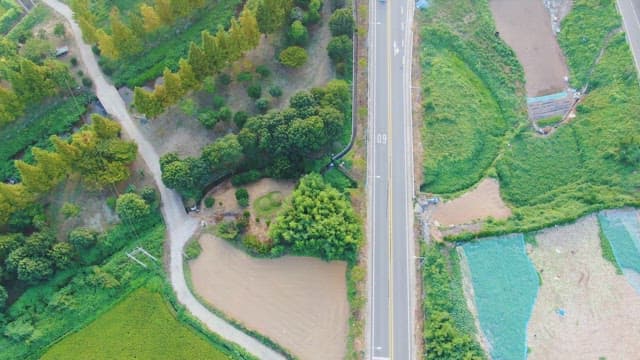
[42,287,229,360]
[418,0,527,194]
[253,191,283,218]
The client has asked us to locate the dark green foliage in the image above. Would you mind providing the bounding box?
[236,71,252,83]
[218,73,232,85]
[422,245,485,360]
[328,8,354,37]
[230,170,262,186]
[269,173,361,261]
[215,220,238,241]
[255,98,270,113]
[268,85,282,97]
[68,227,99,249]
[233,111,249,128]
[204,196,215,208]
[323,168,354,192]
[235,188,249,207]
[255,65,270,78]
[160,153,210,200]
[247,84,262,99]
[198,110,219,128]
[327,35,352,63]
[0,285,6,309]
[287,20,308,46]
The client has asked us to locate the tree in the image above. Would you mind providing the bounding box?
[239,9,260,50]
[78,17,98,43]
[318,106,344,139]
[133,87,164,118]
[202,134,243,171]
[329,8,354,37]
[32,147,69,186]
[50,242,75,269]
[110,8,143,57]
[21,38,54,63]
[116,193,150,222]
[177,58,198,90]
[327,35,352,63]
[68,227,98,249]
[155,0,175,25]
[16,256,54,282]
[289,116,325,153]
[161,159,193,191]
[11,59,56,103]
[256,0,292,35]
[247,84,262,99]
[187,42,209,79]
[288,20,308,46]
[279,46,308,67]
[15,161,51,194]
[235,188,249,207]
[0,87,24,126]
[161,68,183,104]
[269,173,361,261]
[96,29,119,59]
[140,4,162,32]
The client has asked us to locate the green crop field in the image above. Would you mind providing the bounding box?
[418,0,527,194]
[42,287,229,360]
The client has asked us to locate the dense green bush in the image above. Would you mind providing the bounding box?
[328,8,354,37]
[230,170,262,186]
[247,84,262,99]
[279,46,308,67]
[268,85,283,98]
[235,188,249,207]
[204,196,215,208]
[184,239,203,260]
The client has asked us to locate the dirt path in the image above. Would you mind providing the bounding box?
[42,1,284,358]
[431,178,512,226]
[191,234,349,360]
[527,215,640,359]
[489,0,569,97]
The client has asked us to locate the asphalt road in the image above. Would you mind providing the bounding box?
[368,0,415,358]
[618,0,640,79]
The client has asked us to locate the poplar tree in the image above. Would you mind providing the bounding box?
[15,161,50,194]
[31,148,69,186]
[177,58,198,90]
[140,4,162,32]
[162,68,183,105]
[239,9,260,50]
[187,42,209,79]
[51,135,81,165]
[201,31,221,71]
[96,29,119,60]
[110,8,142,58]
[155,0,174,25]
[0,87,23,126]
[134,87,164,118]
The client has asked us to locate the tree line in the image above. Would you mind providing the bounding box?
[159,80,350,201]
[0,115,137,225]
[133,8,260,118]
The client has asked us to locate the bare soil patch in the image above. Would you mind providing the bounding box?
[190,234,349,360]
[527,215,640,359]
[199,178,295,241]
[431,178,512,226]
[489,0,569,96]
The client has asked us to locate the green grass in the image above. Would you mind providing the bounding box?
[41,287,228,360]
[421,52,508,193]
[0,92,94,182]
[103,0,241,87]
[252,191,283,218]
[536,115,562,127]
[0,0,23,35]
[418,0,527,194]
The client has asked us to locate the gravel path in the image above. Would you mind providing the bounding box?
[41,1,284,358]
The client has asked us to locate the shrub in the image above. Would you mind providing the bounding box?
[198,110,218,128]
[61,203,81,219]
[288,20,309,46]
[140,186,158,206]
[82,77,92,87]
[184,239,202,260]
[247,84,262,99]
[255,65,271,78]
[268,85,283,97]
[279,46,308,67]
[115,193,150,222]
[233,111,249,128]
[68,227,98,249]
[106,197,117,210]
[212,95,225,110]
[70,57,78,66]
[204,196,215,208]
[235,188,249,207]
[54,23,65,38]
[255,98,270,113]
[215,221,238,241]
[218,106,232,122]
[242,234,271,255]
[218,73,232,86]
[237,71,253,82]
[329,8,354,37]
[230,170,262,186]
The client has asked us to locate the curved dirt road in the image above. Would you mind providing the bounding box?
[42,1,284,359]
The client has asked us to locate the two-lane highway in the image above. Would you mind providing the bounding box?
[367,0,415,358]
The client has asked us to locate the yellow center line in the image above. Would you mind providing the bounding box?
[386,3,394,358]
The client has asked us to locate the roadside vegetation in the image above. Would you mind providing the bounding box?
[418,0,527,194]
[422,244,485,360]
[0,0,24,35]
